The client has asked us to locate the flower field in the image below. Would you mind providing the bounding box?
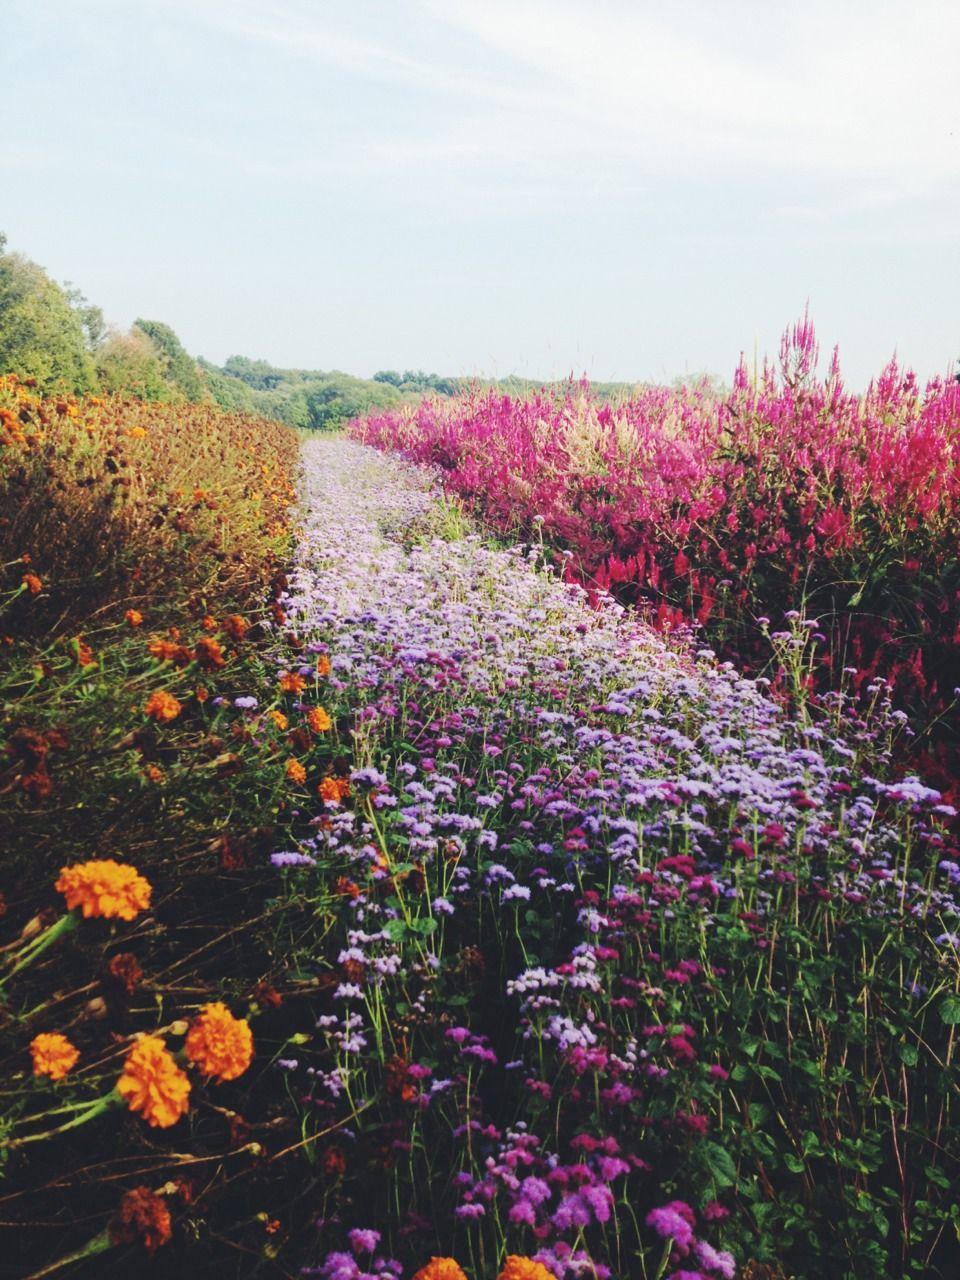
[352,320,960,801]
[2,386,960,1278]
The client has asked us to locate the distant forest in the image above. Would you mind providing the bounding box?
[0,234,708,426]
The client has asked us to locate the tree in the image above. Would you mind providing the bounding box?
[94,328,173,400]
[0,236,95,392]
[133,319,204,401]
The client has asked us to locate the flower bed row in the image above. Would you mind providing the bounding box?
[352,319,960,799]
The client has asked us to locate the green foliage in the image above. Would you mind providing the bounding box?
[133,318,205,401]
[94,328,174,400]
[0,235,95,393]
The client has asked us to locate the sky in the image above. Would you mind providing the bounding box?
[2,0,959,387]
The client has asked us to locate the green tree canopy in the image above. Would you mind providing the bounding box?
[0,234,95,393]
[133,319,205,401]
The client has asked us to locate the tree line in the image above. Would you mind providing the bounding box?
[0,233,666,426]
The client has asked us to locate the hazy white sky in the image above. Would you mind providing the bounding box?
[2,0,959,385]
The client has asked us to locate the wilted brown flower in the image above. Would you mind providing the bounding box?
[110,1186,172,1254]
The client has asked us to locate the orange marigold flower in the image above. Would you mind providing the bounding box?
[74,638,95,667]
[307,706,332,733]
[195,685,209,703]
[144,690,181,723]
[201,615,217,632]
[315,654,332,677]
[278,672,305,694]
[222,614,248,641]
[184,1002,254,1082]
[22,573,42,595]
[285,758,307,785]
[117,1035,190,1128]
[194,636,225,670]
[497,1259,555,1280]
[318,776,350,806]
[30,1032,79,1080]
[56,859,152,920]
[110,1185,172,1253]
[269,709,288,730]
[148,637,178,661]
[125,609,143,627]
[144,764,164,783]
[412,1260,468,1280]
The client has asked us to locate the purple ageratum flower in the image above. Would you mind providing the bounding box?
[320,1253,358,1280]
[646,1203,695,1250]
[350,767,389,789]
[271,851,317,867]
[233,696,259,710]
[694,1240,736,1278]
[348,1229,381,1255]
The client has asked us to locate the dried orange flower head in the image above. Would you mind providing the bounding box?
[125,609,143,627]
[307,706,332,733]
[285,758,307,785]
[110,1186,172,1253]
[278,671,305,694]
[30,1032,79,1081]
[117,1035,190,1128]
[499,1259,552,1280]
[22,573,42,595]
[194,636,225,670]
[201,615,217,632]
[144,690,182,723]
[222,614,248,641]
[184,1002,254,1082]
[315,654,332,677]
[412,1260,469,1280]
[497,1260,555,1280]
[56,859,152,921]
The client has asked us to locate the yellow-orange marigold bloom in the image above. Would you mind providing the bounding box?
[307,706,332,733]
[497,1260,555,1280]
[318,776,350,805]
[315,654,332,677]
[279,672,306,694]
[269,710,288,730]
[285,758,307,785]
[127,426,147,440]
[184,1002,254,1082]
[125,609,143,627]
[117,1035,190,1128]
[201,615,217,632]
[144,690,181,723]
[56,859,152,920]
[412,1260,468,1280]
[148,637,179,661]
[30,1032,79,1080]
[22,573,42,595]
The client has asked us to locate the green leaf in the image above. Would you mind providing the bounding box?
[939,996,960,1024]
[700,1141,738,1188]
[898,1043,919,1067]
[783,1153,806,1174]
